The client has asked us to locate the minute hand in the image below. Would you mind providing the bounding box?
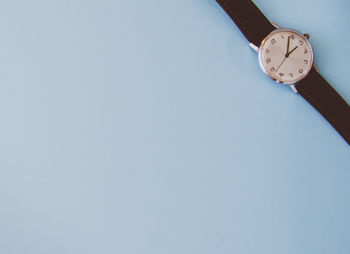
[286,36,291,57]
[286,46,298,57]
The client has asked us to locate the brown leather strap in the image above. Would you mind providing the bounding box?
[297,67,350,145]
[216,0,275,46]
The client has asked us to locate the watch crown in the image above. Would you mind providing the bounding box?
[304,33,310,39]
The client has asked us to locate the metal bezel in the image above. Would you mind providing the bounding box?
[258,28,314,85]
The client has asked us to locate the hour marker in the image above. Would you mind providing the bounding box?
[304,60,308,64]
[265,49,270,54]
[299,40,304,45]
[271,38,276,45]
[289,73,293,78]
[299,69,304,73]
[270,67,275,71]
[304,49,308,54]
[290,35,295,40]
[281,34,285,39]
[266,58,271,63]
[279,72,284,77]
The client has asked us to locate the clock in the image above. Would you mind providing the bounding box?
[258,29,314,84]
[215,0,350,145]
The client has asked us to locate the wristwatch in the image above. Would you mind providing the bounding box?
[215,0,350,145]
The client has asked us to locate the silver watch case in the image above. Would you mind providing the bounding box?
[249,25,314,93]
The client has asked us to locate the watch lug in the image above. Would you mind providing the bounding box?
[289,84,298,94]
[313,63,319,73]
[249,43,259,52]
[271,22,280,29]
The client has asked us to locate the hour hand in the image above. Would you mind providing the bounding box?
[286,46,298,57]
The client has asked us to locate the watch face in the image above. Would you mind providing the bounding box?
[258,28,314,84]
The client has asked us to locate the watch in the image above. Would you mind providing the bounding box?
[215,0,350,145]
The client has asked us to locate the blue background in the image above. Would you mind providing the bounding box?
[0,0,349,253]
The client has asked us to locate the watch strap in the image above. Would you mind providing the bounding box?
[297,67,350,145]
[216,0,275,46]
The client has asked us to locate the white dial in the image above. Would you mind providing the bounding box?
[258,29,314,84]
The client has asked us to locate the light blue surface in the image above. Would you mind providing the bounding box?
[0,0,349,253]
